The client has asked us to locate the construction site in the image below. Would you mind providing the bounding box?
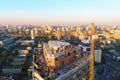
[30,23,96,80]
[1,23,120,80]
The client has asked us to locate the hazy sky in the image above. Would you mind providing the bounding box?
[0,0,120,25]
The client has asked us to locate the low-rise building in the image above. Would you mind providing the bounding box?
[94,48,102,63]
[113,30,120,39]
[2,67,22,74]
[112,52,120,61]
[38,40,90,80]
[0,37,14,47]
[43,41,81,69]
[79,40,90,55]
[10,56,26,66]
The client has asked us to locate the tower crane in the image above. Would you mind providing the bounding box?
[89,23,95,80]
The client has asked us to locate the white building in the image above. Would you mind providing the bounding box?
[94,48,102,63]
[0,37,14,47]
[79,40,90,55]
[34,28,38,36]
[31,29,34,40]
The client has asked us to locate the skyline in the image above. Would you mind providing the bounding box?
[0,0,120,25]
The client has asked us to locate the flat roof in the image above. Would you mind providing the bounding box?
[44,44,79,58]
[81,40,90,44]
[49,41,70,48]
[16,40,34,43]
[0,37,14,41]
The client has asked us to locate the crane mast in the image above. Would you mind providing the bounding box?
[89,23,95,80]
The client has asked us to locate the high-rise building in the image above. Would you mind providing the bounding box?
[94,48,102,63]
[34,28,38,36]
[31,29,34,40]
[76,27,80,33]
[6,25,9,29]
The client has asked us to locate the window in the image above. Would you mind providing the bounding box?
[69,59,71,61]
[81,47,83,51]
[73,50,76,53]
[87,48,90,51]
[62,62,64,65]
[77,72,81,77]
[55,58,58,61]
[68,53,70,56]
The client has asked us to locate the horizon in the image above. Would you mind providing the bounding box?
[0,0,120,25]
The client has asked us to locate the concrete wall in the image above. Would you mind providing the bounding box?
[43,44,81,69]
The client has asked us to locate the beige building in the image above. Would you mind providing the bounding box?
[43,41,81,69]
[113,30,120,39]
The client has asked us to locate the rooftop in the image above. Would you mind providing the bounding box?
[0,37,14,41]
[44,43,79,58]
[16,40,34,43]
[113,52,120,56]
[49,41,70,49]
[81,40,90,44]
